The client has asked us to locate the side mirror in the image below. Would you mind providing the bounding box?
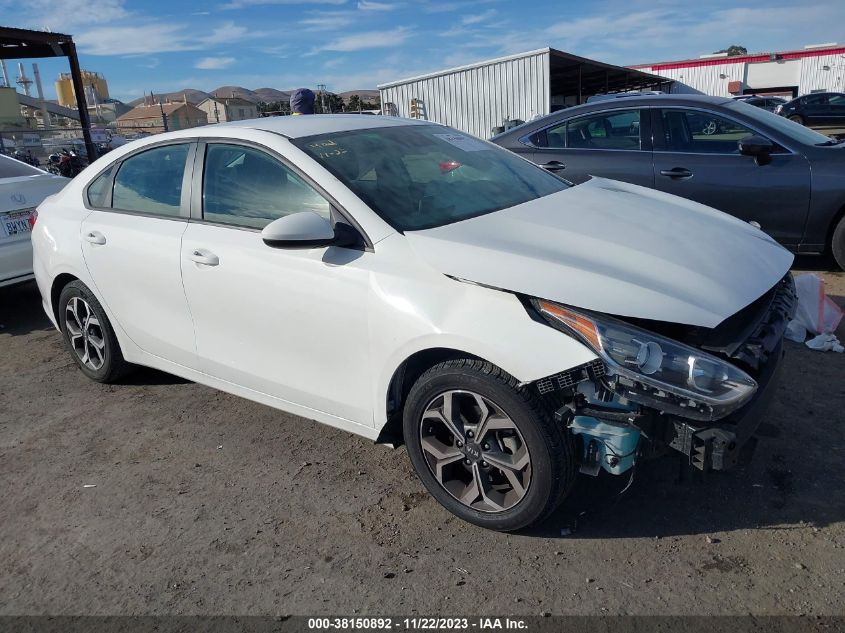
[738,135,774,165]
[261,211,361,249]
[262,212,336,248]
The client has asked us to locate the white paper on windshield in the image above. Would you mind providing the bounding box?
[433,133,489,152]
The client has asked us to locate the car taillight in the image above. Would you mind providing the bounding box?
[28,208,38,228]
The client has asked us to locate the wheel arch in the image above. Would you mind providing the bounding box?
[378,347,485,445]
[50,272,80,324]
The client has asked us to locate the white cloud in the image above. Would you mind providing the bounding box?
[195,56,237,70]
[461,8,496,25]
[357,0,400,10]
[199,21,252,45]
[316,27,412,53]
[220,0,345,8]
[299,12,357,31]
[0,0,129,31]
[75,24,197,55]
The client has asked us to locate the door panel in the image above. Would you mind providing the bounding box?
[81,212,195,365]
[181,224,372,425]
[80,142,196,366]
[531,108,653,187]
[652,108,811,247]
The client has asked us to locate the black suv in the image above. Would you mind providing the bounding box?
[775,92,845,126]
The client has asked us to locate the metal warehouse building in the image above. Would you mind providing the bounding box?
[378,48,668,139]
[633,44,845,98]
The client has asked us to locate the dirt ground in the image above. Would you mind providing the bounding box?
[1,262,843,617]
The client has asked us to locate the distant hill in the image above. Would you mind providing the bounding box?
[127,86,377,107]
[338,90,380,101]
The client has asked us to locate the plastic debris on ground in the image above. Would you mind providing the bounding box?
[786,273,844,352]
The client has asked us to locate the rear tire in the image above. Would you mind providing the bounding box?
[403,358,575,531]
[58,280,131,383]
[788,114,805,125]
[832,216,845,271]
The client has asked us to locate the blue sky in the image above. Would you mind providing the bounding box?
[2,0,844,102]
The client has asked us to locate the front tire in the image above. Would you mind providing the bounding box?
[403,359,575,531]
[58,280,131,383]
[788,114,805,125]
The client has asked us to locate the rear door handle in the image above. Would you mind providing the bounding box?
[659,168,693,179]
[83,231,106,245]
[539,161,566,172]
[189,249,219,267]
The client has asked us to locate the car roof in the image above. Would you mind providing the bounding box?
[491,94,735,139]
[214,113,432,139]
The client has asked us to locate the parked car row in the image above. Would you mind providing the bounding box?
[24,113,798,531]
[4,91,840,532]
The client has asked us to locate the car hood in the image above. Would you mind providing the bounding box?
[404,177,793,328]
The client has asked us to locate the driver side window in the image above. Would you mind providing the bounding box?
[202,144,331,229]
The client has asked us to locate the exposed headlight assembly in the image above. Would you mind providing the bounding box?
[532,300,757,421]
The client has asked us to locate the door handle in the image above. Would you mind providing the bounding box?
[659,168,693,179]
[189,249,219,267]
[539,161,567,172]
[83,231,106,245]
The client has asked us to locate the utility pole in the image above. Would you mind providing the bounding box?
[152,92,168,132]
[317,83,327,113]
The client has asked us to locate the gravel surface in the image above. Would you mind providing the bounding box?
[1,264,843,616]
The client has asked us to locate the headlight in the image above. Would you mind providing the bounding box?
[532,299,757,421]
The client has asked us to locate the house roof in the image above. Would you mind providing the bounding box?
[117,102,204,121]
[201,96,256,107]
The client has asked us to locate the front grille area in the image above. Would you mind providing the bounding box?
[536,359,605,395]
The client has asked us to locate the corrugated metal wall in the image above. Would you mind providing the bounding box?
[799,53,845,93]
[638,62,745,97]
[641,52,845,96]
[379,50,550,139]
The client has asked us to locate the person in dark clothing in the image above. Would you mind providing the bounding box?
[291,88,316,115]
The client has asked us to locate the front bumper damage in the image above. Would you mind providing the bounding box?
[546,274,795,474]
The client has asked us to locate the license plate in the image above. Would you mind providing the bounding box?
[1,211,32,238]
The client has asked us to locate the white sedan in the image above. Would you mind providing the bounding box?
[32,115,794,530]
[0,155,67,287]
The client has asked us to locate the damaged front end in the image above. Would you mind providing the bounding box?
[528,274,796,475]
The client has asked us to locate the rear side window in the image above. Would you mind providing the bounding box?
[543,110,641,150]
[202,144,330,229]
[86,165,114,208]
[112,144,189,217]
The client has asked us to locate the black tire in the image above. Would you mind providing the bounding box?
[403,358,576,531]
[788,114,805,125]
[58,280,131,383]
[832,215,845,271]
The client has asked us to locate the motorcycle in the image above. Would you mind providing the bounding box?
[47,149,87,178]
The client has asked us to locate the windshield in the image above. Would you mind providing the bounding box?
[0,154,44,178]
[293,124,569,231]
[725,100,835,145]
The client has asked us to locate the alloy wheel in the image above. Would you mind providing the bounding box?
[419,390,531,513]
[65,297,106,371]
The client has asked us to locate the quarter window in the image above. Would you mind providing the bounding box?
[202,144,331,229]
[87,165,115,207]
[543,109,641,150]
[112,144,189,216]
[661,110,756,154]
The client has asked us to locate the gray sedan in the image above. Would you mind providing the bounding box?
[492,95,845,269]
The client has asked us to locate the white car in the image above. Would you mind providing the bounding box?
[32,115,795,531]
[1,155,67,287]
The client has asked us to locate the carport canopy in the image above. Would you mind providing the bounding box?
[0,26,96,162]
[549,48,671,104]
